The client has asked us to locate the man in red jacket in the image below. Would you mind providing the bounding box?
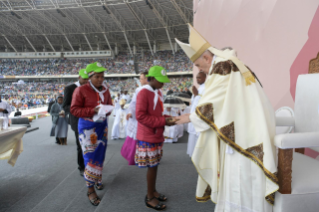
[135,66,176,211]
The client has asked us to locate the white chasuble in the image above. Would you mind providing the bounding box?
[190,57,278,212]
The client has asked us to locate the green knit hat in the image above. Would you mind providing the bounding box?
[86,62,107,77]
[146,66,170,83]
[78,69,89,79]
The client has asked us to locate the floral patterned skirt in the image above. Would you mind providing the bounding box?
[135,141,163,168]
[78,118,108,187]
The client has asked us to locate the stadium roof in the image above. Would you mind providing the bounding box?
[0,0,193,53]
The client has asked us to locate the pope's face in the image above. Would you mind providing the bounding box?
[194,54,213,74]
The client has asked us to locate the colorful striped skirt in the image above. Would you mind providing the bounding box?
[78,118,108,187]
[135,141,163,168]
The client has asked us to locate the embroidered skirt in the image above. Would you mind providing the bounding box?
[135,141,163,168]
[78,118,108,187]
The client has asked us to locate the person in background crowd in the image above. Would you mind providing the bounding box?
[135,66,176,211]
[71,62,113,206]
[50,95,68,145]
[121,71,149,165]
[62,69,89,176]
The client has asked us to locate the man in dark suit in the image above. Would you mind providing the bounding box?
[183,87,192,97]
[47,94,60,144]
[14,108,22,117]
[47,95,57,113]
[62,69,89,176]
[166,87,173,95]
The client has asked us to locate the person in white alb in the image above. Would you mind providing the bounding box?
[0,95,12,129]
[175,24,278,211]
[187,72,206,157]
[121,91,131,103]
[113,93,121,117]
[111,99,127,140]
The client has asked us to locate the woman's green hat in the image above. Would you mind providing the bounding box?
[79,69,89,79]
[86,62,107,77]
[146,66,170,83]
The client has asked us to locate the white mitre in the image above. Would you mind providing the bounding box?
[175,24,255,86]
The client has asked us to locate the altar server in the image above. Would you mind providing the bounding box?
[111,99,127,140]
[187,72,206,157]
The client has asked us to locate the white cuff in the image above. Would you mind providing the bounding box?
[189,112,210,133]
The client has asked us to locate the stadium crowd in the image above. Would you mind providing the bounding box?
[0,50,192,76]
[0,76,193,110]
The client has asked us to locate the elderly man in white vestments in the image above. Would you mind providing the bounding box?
[175,24,279,212]
[187,72,206,157]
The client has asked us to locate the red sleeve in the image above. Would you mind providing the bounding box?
[136,90,166,128]
[71,87,95,118]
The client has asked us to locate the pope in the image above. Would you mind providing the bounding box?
[175,24,279,212]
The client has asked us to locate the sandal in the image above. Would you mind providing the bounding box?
[155,193,167,202]
[145,195,166,211]
[95,183,104,190]
[87,191,101,206]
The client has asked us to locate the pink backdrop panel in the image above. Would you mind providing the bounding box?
[193,0,319,110]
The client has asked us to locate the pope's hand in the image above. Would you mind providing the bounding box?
[175,113,191,125]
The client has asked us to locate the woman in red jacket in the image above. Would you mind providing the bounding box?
[71,62,113,206]
[135,66,176,211]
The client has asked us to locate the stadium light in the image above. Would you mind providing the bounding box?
[102,5,111,14]
[57,9,67,18]
[10,11,22,20]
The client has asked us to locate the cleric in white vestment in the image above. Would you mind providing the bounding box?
[176,24,279,212]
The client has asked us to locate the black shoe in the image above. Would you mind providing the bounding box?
[79,169,84,176]
[145,196,166,211]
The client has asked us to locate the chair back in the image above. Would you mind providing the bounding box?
[295,74,319,151]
